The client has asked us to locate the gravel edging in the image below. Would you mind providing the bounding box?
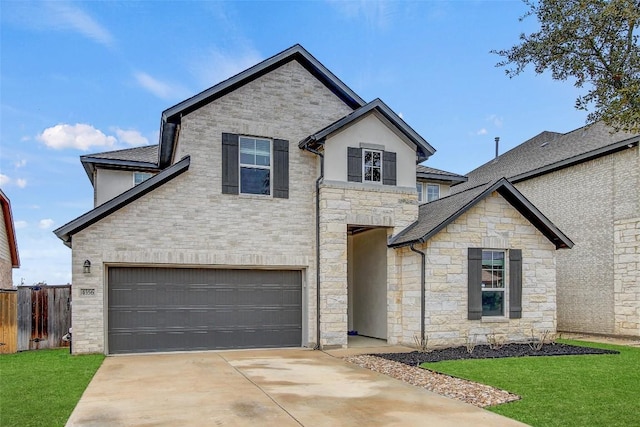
[344,354,520,408]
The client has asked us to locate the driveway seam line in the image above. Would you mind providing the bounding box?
[216,352,304,426]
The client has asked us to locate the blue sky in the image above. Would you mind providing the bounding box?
[1,0,588,286]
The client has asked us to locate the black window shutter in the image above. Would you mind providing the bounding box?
[273,139,289,199]
[347,147,362,182]
[468,248,483,320]
[509,249,523,319]
[382,151,396,185]
[222,133,239,195]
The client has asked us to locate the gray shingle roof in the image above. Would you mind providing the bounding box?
[389,178,573,249]
[83,145,159,163]
[80,145,160,185]
[453,122,639,193]
[416,165,467,184]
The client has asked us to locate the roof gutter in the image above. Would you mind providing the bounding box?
[301,140,324,350]
[409,243,426,347]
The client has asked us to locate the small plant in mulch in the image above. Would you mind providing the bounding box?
[487,333,506,350]
[413,334,430,353]
[373,343,619,365]
[464,333,477,354]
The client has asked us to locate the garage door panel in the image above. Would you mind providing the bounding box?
[108,267,302,354]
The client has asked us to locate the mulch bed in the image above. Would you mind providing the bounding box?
[374,343,619,365]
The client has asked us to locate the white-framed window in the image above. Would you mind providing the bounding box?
[363,149,382,183]
[426,184,440,202]
[481,250,506,317]
[133,172,153,185]
[239,136,271,195]
[416,182,440,203]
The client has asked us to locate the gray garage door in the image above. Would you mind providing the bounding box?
[108,267,302,354]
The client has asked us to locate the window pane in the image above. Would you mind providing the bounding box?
[372,167,380,182]
[255,140,270,166]
[240,167,270,195]
[364,167,372,181]
[416,184,423,202]
[364,151,373,166]
[240,138,256,165]
[371,151,381,166]
[482,291,504,316]
[427,184,440,202]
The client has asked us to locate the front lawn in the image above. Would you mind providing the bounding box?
[0,349,104,427]
[421,340,640,427]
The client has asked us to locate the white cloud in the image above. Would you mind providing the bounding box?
[45,1,114,47]
[487,114,504,128]
[190,48,263,88]
[113,128,148,146]
[0,174,9,186]
[38,219,55,229]
[134,72,190,100]
[14,220,28,229]
[16,178,27,189]
[328,0,393,29]
[398,112,404,119]
[14,159,27,168]
[37,123,117,151]
[477,128,488,135]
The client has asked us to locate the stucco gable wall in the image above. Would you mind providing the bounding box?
[514,146,639,336]
[70,59,354,353]
[397,192,557,348]
[323,113,417,188]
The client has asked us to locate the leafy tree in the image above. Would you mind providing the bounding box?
[493,0,640,133]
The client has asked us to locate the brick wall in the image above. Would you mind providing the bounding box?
[515,146,639,335]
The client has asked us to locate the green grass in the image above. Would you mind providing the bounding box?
[421,340,640,427]
[0,349,104,427]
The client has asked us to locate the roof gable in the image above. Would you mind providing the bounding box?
[299,98,435,162]
[389,178,573,249]
[158,44,366,168]
[0,189,20,268]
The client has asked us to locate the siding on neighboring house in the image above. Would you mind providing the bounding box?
[397,192,557,348]
[0,204,12,289]
[70,59,354,353]
[514,146,639,336]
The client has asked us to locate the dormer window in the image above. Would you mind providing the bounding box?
[363,149,382,183]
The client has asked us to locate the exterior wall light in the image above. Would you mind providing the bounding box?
[83,260,91,274]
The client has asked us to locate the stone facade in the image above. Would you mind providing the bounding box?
[614,218,640,336]
[397,192,558,348]
[318,181,417,347]
[515,146,639,336]
[70,60,353,353]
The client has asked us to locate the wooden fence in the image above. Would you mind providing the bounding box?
[0,289,18,354]
[17,285,71,351]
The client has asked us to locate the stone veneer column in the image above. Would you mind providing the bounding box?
[614,218,640,336]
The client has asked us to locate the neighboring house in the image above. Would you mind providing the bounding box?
[54,45,571,354]
[0,189,20,289]
[454,122,640,337]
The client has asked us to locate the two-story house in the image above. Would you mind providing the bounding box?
[55,45,572,354]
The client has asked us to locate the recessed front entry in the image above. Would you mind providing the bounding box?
[347,227,388,340]
[107,267,302,354]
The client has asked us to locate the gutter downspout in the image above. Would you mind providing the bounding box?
[302,142,324,350]
[410,243,426,346]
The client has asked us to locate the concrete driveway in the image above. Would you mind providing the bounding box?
[66,348,527,427]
